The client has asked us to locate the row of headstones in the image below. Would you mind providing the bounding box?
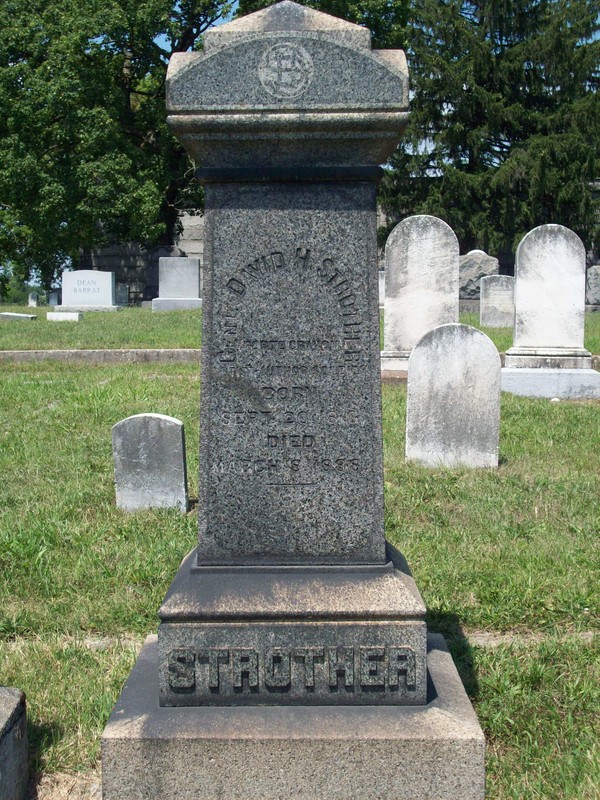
[45,257,202,319]
[111,329,499,516]
[382,217,593,371]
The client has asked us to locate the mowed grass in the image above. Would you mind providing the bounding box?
[1,361,599,797]
[0,305,202,350]
[1,304,600,354]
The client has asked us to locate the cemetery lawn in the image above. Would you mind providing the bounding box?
[0,305,202,350]
[1,362,598,799]
[1,305,600,355]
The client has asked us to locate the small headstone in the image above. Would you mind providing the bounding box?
[0,312,37,321]
[406,323,501,468]
[504,225,591,369]
[0,687,28,800]
[115,283,130,305]
[480,275,514,327]
[57,269,120,312]
[47,311,82,322]
[382,215,459,370]
[28,292,38,307]
[48,291,59,306]
[586,265,600,305]
[459,249,499,299]
[152,257,202,311]
[112,414,188,512]
[378,269,385,307]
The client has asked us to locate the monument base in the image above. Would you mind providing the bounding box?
[157,546,428,706]
[55,305,121,312]
[381,349,410,372]
[0,688,28,800]
[102,633,485,800]
[504,346,592,369]
[501,367,600,399]
[152,298,202,311]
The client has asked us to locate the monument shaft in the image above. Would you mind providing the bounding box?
[199,180,385,565]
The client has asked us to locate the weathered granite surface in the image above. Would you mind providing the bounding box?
[102,634,485,800]
[112,414,188,512]
[459,250,499,299]
[103,5,484,796]
[480,275,514,328]
[505,225,591,369]
[0,687,28,800]
[406,324,501,468]
[382,215,459,370]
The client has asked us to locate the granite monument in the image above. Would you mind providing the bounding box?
[102,4,485,798]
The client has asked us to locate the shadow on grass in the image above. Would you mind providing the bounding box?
[25,721,65,799]
[427,608,480,700]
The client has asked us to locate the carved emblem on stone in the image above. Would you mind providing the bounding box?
[258,42,314,98]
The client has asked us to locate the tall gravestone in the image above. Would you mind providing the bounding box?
[381,215,459,371]
[102,4,485,798]
[480,274,514,327]
[406,324,501,468]
[503,225,600,398]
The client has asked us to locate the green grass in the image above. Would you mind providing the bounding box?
[0,305,202,350]
[2,305,600,354]
[1,361,598,797]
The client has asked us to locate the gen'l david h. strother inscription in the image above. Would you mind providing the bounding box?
[198,181,384,566]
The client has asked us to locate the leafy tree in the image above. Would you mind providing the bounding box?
[0,0,232,289]
[379,0,600,263]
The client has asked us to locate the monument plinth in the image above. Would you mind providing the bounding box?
[102,3,484,796]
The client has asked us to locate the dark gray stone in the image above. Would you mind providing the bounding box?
[586,264,600,305]
[459,250,499,299]
[0,687,28,800]
[102,634,486,800]
[158,547,427,706]
[197,181,385,565]
[112,414,188,512]
[103,5,484,795]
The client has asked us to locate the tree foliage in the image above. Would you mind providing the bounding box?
[0,0,598,287]
[380,0,600,261]
[0,0,232,288]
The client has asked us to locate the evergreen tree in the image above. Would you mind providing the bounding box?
[380,0,600,262]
